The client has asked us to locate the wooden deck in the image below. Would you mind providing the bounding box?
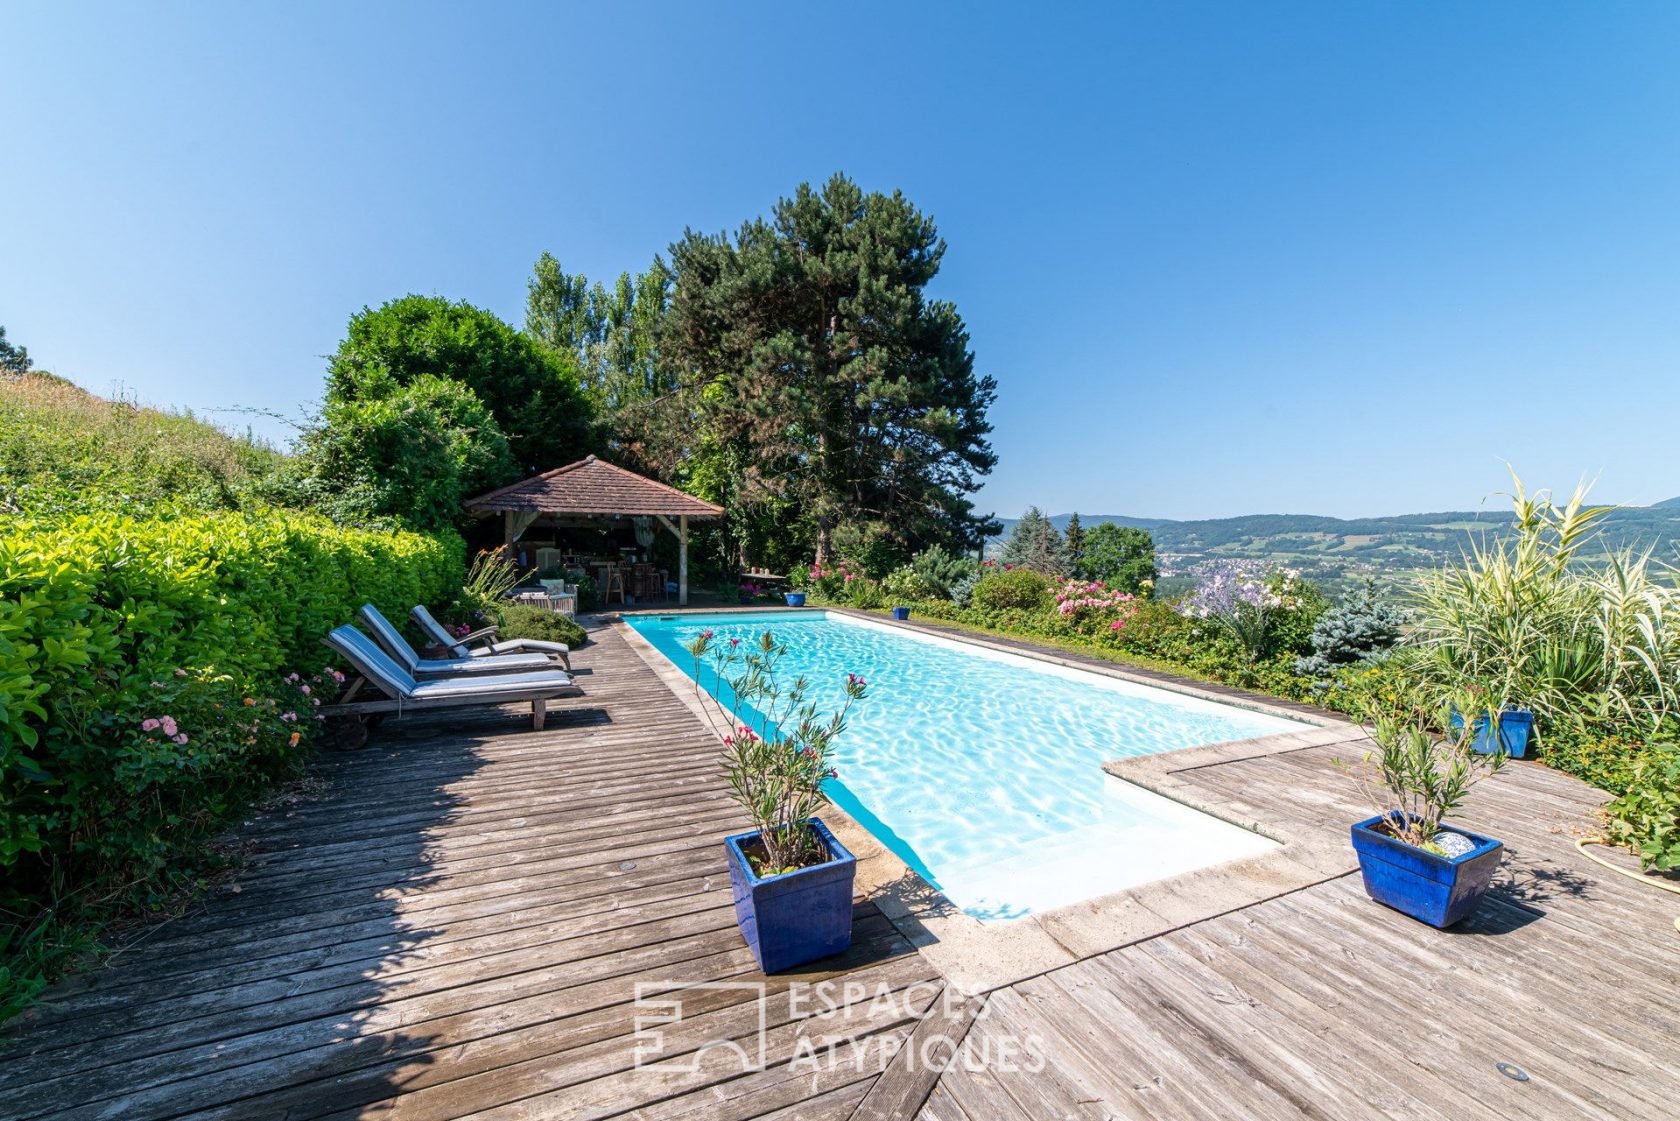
[3,616,1677,1120]
[926,732,1680,1121]
[0,620,936,1120]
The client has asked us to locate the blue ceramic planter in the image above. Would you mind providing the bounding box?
[785,592,807,607]
[724,817,856,972]
[890,606,911,621]
[1351,813,1504,928]
[1450,707,1534,758]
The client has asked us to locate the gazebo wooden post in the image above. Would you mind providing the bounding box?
[678,514,689,606]
[503,511,515,564]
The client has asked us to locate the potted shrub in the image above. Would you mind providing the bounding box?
[784,568,808,607]
[1450,705,1534,759]
[1341,686,1509,928]
[785,591,807,607]
[686,629,869,971]
[880,566,925,622]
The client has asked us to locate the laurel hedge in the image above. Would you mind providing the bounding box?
[0,509,461,1015]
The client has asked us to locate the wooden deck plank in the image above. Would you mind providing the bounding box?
[1,620,930,1121]
[5,614,1675,1121]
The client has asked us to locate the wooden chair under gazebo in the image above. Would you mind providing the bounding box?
[463,455,724,607]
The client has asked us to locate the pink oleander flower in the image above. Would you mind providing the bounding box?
[141,718,161,732]
[281,711,298,723]
[300,684,311,695]
[174,668,187,677]
[172,733,189,745]
[160,716,178,736]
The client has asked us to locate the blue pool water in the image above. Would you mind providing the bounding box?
[627,610,1305,920]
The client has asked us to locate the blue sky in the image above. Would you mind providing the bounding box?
[4,1,1677,519]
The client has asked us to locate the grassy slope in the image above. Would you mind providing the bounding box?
[0,373,285,512]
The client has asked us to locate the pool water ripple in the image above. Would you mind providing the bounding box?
[629,610,1304,920]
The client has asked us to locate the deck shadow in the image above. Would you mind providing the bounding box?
[0,712,501,1120]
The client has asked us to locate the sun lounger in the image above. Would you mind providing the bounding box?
[357,604,556,679]
[411,604,572,670]
[321,624,579,731]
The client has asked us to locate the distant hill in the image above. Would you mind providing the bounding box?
[990,505,1680,598]
[1654,496,1680,509]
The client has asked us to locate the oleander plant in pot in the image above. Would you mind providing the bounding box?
[686,629,869,971]
[1341,680,1510,928]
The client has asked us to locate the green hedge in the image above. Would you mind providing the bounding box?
[0,508,461,1014]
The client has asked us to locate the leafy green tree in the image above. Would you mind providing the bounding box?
[328,295,594,473]
[282,375,512,530]
[0,326,32,376]
[661,173,998,563]
[1082,522,1157,594]
[525,253,675,418]
[999,507,1069,575]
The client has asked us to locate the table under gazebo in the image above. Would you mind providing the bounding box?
[463,455,724,607]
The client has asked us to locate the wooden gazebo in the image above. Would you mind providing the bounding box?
[464,456,724,606]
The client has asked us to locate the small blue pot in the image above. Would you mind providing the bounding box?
[785,592,807,607]
[1450,707,1534,759]
[723,817,856,972]
[1351,813,1504,928]
[890,606,911,621]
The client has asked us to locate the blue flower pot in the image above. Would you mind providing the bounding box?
[890,606,911,621]
[785,592,807,607]
[1350,813,1504,928]
[1450,707,1534,759]
[723,817,856,972]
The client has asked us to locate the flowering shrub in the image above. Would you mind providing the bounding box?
[0,508,458,1017]
[1177,560,1305,664]
[880,565,936,604]
[1055,578,1139,623]
[809,560,866,600]
[686,629,868,874]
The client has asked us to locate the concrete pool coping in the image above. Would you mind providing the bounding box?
[612,605,1372,995]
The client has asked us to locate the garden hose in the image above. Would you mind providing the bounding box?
[1574,839,1680,936]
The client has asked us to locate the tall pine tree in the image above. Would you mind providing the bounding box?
[661,174,998,563]
[1064,512,1085,572]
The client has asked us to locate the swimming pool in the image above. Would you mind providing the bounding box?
[626,609,1308,921]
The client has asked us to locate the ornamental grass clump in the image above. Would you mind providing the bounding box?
[686,630,868,875]
[1410,474,1680,727]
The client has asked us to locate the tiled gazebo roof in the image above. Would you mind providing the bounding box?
[464,455,723,519]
